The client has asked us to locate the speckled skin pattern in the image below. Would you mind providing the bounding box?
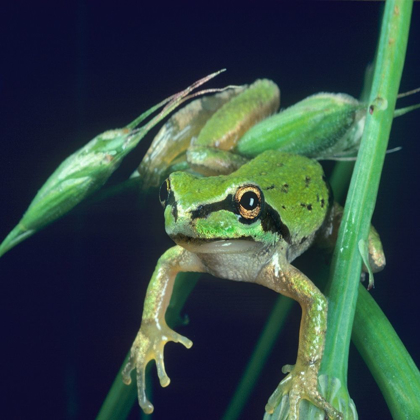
[122,151,384,419]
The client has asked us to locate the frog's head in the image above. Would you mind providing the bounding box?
[159,171,288,254]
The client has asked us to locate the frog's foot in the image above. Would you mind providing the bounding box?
[265,364,343,420]
[121,322,192,414]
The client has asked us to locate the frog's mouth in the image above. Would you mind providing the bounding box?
[171,234,263,254]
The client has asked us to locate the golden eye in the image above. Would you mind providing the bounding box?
[234,185,262,220]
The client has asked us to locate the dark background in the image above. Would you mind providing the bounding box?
[1,2,419,419]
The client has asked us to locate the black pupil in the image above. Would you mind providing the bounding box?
[240,191,259,210]
[159,180,169,205]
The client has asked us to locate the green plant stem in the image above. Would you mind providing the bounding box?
[97,352,138,420]
[353,285,420,419]
[321,0,413,391]
[222,296,294,420]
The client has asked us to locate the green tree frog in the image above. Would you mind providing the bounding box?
[0,73,413,417]
[122,146,385,419]
[120,79,386,419]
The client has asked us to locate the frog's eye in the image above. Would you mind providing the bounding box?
[159,178,170,207]
[234,185,262,221]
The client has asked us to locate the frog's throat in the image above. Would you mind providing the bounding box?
[171,235,263,254]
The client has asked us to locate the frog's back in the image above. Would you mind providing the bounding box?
[234,151,331,243]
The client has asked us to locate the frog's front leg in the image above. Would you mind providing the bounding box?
[122,245,205,414]
[258,253,342,420]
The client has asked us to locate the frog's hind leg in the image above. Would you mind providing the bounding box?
[317,202,386,274]
[258,257,342,419]
[366,224,386,273]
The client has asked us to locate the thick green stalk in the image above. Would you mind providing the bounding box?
[321,0,413,409]
[96,352,138,420]
[353,285,420,419]
[222,296,294,420]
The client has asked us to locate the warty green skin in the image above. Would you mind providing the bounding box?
[123,151,351,419]
[124,80,385,419]
[186,79,280,176]
[166,151,330,255]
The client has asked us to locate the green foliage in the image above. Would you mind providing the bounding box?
[0,71,226,257]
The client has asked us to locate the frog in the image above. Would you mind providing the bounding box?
[121,149,385,419]
[0,73,386,418]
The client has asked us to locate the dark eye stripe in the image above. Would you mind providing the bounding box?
[189,188,290,243]
[261,204,291,244]
[190,195,234,220]
[191,195,290,243]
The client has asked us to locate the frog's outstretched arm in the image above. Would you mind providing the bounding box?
[258,253,343,420]
[317,202,386,274]
[122,245,205,414]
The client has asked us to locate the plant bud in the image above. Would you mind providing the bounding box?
[235,93,365,159]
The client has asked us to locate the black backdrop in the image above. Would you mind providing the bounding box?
[1,2,419,419]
